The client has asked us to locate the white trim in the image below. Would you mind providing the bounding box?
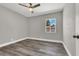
[0,37,63,47]
[62,42,71,56]
[27,37,62,43]
[0,37,71,56]
[0,37,28,48]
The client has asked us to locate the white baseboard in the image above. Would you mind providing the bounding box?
[0,37,28,48]
[62,42,71,56]
[0,37,71,56]
[27,37,63,43]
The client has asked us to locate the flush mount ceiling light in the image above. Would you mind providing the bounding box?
[18,3,40,13]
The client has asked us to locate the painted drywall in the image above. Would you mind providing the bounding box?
[76,4,79,56]
[28,11,63,41]
[63,3,76,56]
[0,4,63,45]
[0,6,29,44]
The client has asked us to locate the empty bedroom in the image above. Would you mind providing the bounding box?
[0,3,78,56]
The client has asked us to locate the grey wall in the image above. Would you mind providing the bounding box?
[28,11,63,41]
[0,6,29,44]
[76,4,79,56]
[0,5,63,45]
[63,3,76,56]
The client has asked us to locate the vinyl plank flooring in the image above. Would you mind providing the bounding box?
[0,39,68,56]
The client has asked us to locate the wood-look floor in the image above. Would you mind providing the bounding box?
[0,39,68,56]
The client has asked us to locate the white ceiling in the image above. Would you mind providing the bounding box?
[0,3,65,17]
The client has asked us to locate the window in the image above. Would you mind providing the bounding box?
[45,18,56,33]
